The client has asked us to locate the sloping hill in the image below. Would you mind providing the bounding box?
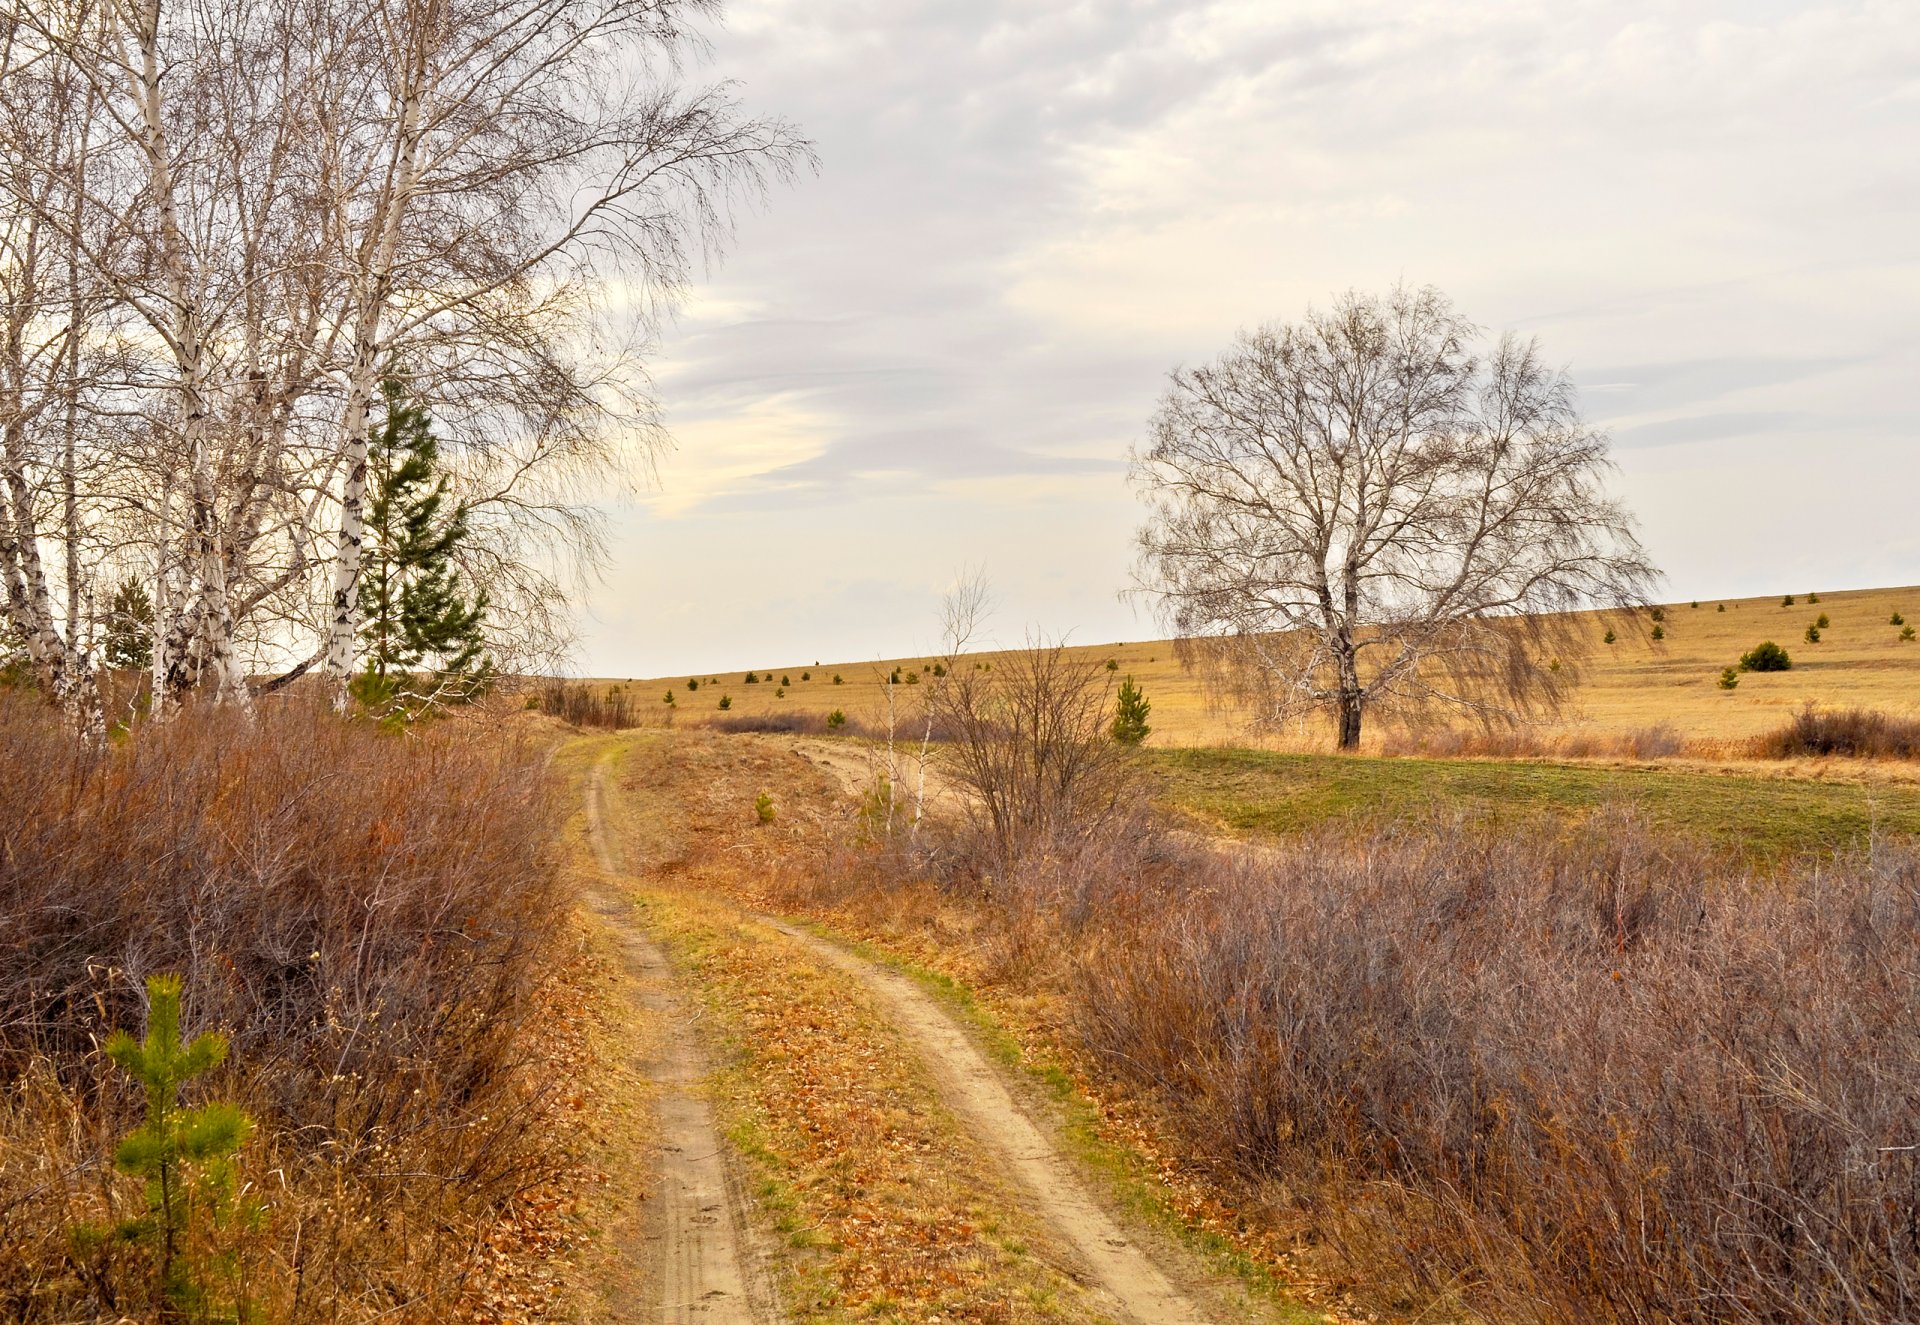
[611,584,1920,750]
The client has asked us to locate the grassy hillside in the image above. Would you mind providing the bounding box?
[609,583,1920,751]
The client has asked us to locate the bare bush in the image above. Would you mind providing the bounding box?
[0,696,570,1321]
[536,679,641,729]
[1071,816,1920,1325]
[1755,706,1920,760]
[925,636,1140,885]
[710,709,872,738]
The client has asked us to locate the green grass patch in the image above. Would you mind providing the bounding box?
[1147,747,1920,858]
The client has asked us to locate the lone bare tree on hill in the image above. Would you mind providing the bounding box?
[1131,284,1658,749]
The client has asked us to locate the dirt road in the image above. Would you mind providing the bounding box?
[582,731,1309,1324]
[765,915,1216,1324]
[585,766,779,1324]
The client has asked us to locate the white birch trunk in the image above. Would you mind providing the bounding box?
[324,67,428,708]
[123,0,248,716]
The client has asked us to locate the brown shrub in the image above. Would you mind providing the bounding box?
[1755,706,1920,759]
[925,637,1139,883]
[1069,817,1920,1324]
[0,695,569,1322]
[536,678,641,728]
[709,709,873,737]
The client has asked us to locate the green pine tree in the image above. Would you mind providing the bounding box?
[1111,675,1152,745]
[104,578,156,671]
[78,974,260,1322]
[356,380,491,712]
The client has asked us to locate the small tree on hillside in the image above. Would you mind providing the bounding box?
[357,381,491,710]
[1132,285,1658,749]
[1111,675,1151,745]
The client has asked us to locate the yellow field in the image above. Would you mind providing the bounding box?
[605,583,1920,752]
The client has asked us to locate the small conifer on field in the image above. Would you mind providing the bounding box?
[1805,625,1822,644]
[1739,641,1792,672]
[905,671,919,685]
[1808,592,1821,603]
[1717,603,1726,612]
[801,671,811,681]
[1903,625,1917,642]
[1603,629,1617,645]
[1650,607,1666,622]
[1783,595,1795,607]
[931,662,946,678]
[356,380,492,711]
[687,678,699,691]
[833,674,844,685]
[1816,613,1830,629]
[827,709,846,728]
[1105,658,1120,672]
[744,672,758,684]
[1718,667,1740,690]
[664,690,674,705]
[1691,601,1700,609]
[754,792,775,825]
[775,687,785,697]
[76,975,261,1320]
[1891,612,1906,626]
[781,675,790,686]
[718,695,732,709]
[1111,676,1152,745]
[1651,625,1665,641]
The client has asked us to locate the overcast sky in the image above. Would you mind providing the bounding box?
[578,0,1920,677]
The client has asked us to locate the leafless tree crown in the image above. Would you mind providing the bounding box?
[1131,284,1659,748]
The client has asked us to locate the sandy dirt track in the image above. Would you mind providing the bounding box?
[586,766,781,1323]
[765,914,1215,1324]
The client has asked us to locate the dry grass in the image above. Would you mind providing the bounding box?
[607,583,1920,753]
[0,695,580,1323]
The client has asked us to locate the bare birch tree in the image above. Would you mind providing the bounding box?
[310,0,810,705]
[0,0,807,718]
[0,9,122,737]
[1131,285,1659,750]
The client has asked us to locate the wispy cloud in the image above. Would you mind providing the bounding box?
[580,0,1920,674]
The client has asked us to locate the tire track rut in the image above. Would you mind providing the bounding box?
[586,765,780,1324]
[762,917,1215,1325]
